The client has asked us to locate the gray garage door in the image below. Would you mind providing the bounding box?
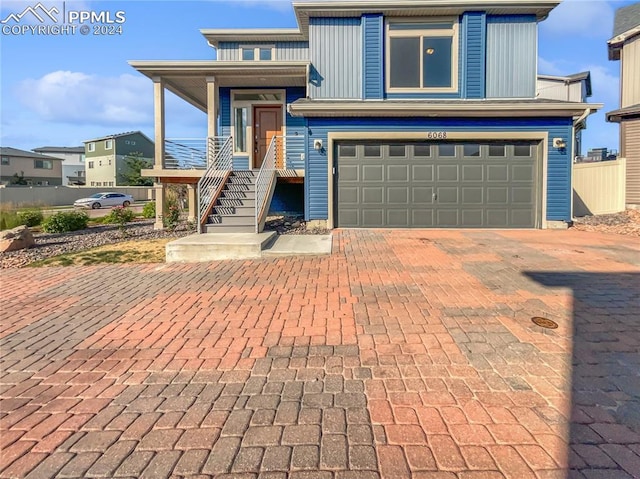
[336,141,539,228]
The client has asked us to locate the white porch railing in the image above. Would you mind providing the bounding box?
[197,137,233,233]
[255,136,280,233]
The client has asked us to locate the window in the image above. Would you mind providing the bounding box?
[105,139,113,150]
[241,46,274,61]
[387,20,458,92]
[389,144,406,157]
[438,144,456,157]
[414,143,431,157]
[91,181,95,186]
[88,142,95,152]
[339,144,356,157]
[234,107,248,153]
[463,144,480,157]
[37,180,49,186]
[1,156,9,165]
[88,161,94,168]
[514,144,532,157]
[34,159,53,169]
[364,144,381,157]
[125,140,136,146]
[96,182,102,187]
[488,144,506,157]
[108,159,112,165]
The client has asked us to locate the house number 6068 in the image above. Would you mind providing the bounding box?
[426,132,447,139]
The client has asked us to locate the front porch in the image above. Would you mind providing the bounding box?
[129,60,309,233]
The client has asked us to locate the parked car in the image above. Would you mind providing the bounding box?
[74,192,134,209]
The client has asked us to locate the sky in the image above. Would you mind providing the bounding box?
[0,0,636,154]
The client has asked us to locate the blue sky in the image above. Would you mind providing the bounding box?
[0,0,636,153]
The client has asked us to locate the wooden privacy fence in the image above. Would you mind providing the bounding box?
[573,158,626,217]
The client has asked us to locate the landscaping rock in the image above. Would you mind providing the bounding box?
[0,226,35,253]
[572,209,640,237]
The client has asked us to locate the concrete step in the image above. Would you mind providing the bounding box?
[166,231,276,261]
[207,214,254,226]
[212,205,255,216]
[203,224,256,234]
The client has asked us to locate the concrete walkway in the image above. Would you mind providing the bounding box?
[1,229,639,478]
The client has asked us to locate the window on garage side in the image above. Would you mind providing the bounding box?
[338,144,356,157]
[463,144,481,157]
[387,19,459,93]
[389,144,406,157]
[514,143,532,157]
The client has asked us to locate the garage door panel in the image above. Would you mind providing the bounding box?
[362,209,384,227]
[362,165,384,181]
[387,209,409,226]
[362,187,384,204]
[387,187,409,204]
[413,187,435,204]
[336,140,538,228]
[388,165,409,181]
[412,165,434,181]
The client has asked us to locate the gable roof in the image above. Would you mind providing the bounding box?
[537,71,592,97]
[83,131,154,145]
[608,3,640,60]
[0,147,64,160]
[33,146,85,154]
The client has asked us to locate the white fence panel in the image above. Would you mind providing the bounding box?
[573,158,626,217]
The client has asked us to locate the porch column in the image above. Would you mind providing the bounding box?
[186,184,196,223]
[154,182,167,230]
[206,76,218,139]
[153,76,165,169]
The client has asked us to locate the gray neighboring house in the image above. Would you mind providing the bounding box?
[32,146,85,186]
[83,131,155,187]
[0,147,64,186]
[537,71,592,157]
[607,2,640,207]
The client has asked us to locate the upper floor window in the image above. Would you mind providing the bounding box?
[34,159,53,169]
[241,46,274,61]
[105,139,113,150]
[386,19,459,93]
[1,156,9,165]
[88,142,95,152]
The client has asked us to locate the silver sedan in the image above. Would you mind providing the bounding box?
[74,193,134,209]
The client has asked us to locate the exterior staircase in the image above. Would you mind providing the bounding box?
[204,170,256,233]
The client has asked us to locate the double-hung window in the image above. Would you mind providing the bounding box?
[387,19,458,92]
[241,46,274,61]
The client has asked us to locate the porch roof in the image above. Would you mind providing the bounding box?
[288,98,603,119]
[128,60,309,112]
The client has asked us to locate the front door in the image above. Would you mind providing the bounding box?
[253,106,283,169]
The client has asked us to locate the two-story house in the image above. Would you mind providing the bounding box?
[83,131,154,188]
[32,146,86,186]
[607,2,640,208]
[130,0,601,232]
[0,147,64,186]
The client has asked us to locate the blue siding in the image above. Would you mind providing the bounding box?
[362,14,384,100]
[463,12,486,99]
[305,117,573,222]
[219,87,307,170]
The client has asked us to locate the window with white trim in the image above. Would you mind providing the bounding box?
[88,142,95,152]
[240,46,275,61]
[105,139,113,150]
[387,19,458,92]
[88,161,94,168]
[1,156,9,165]
[234,107,248,153]
[34,159,53,169]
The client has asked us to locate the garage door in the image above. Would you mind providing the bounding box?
[336,141,539,228]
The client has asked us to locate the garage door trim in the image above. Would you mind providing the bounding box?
[326,131,549,229]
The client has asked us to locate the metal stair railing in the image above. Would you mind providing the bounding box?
[254,135,281,233]
[164,138,208,169]
[197,136,233,233]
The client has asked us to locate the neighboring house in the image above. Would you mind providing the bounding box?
[83,131,154,187]
[0,147,64,186]
[607,2,640,208]
[130,0,601,232]
[537,72,592,156]
[32,146,85,186]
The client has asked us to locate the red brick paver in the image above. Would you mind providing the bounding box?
[1,229,639,478]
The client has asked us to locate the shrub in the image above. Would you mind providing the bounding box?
[142,201,156,219]
[17,209,44,227]
[104,206,135,226]
[42,211,89,233]
[0,210,23,230]
[163,196,181,230]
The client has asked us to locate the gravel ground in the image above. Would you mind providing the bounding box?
[264,214,330,235]
[572,209,640,237]
[0,220,192,269]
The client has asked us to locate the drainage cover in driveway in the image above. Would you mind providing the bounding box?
[531,317,559,329]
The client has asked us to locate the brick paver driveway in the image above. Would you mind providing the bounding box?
[1,229,639,479]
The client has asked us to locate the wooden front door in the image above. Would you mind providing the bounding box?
[253,106,283,169]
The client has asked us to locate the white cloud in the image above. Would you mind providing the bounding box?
[538,57,565,75]
[17,71,153,125]
[541,0,614,38]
